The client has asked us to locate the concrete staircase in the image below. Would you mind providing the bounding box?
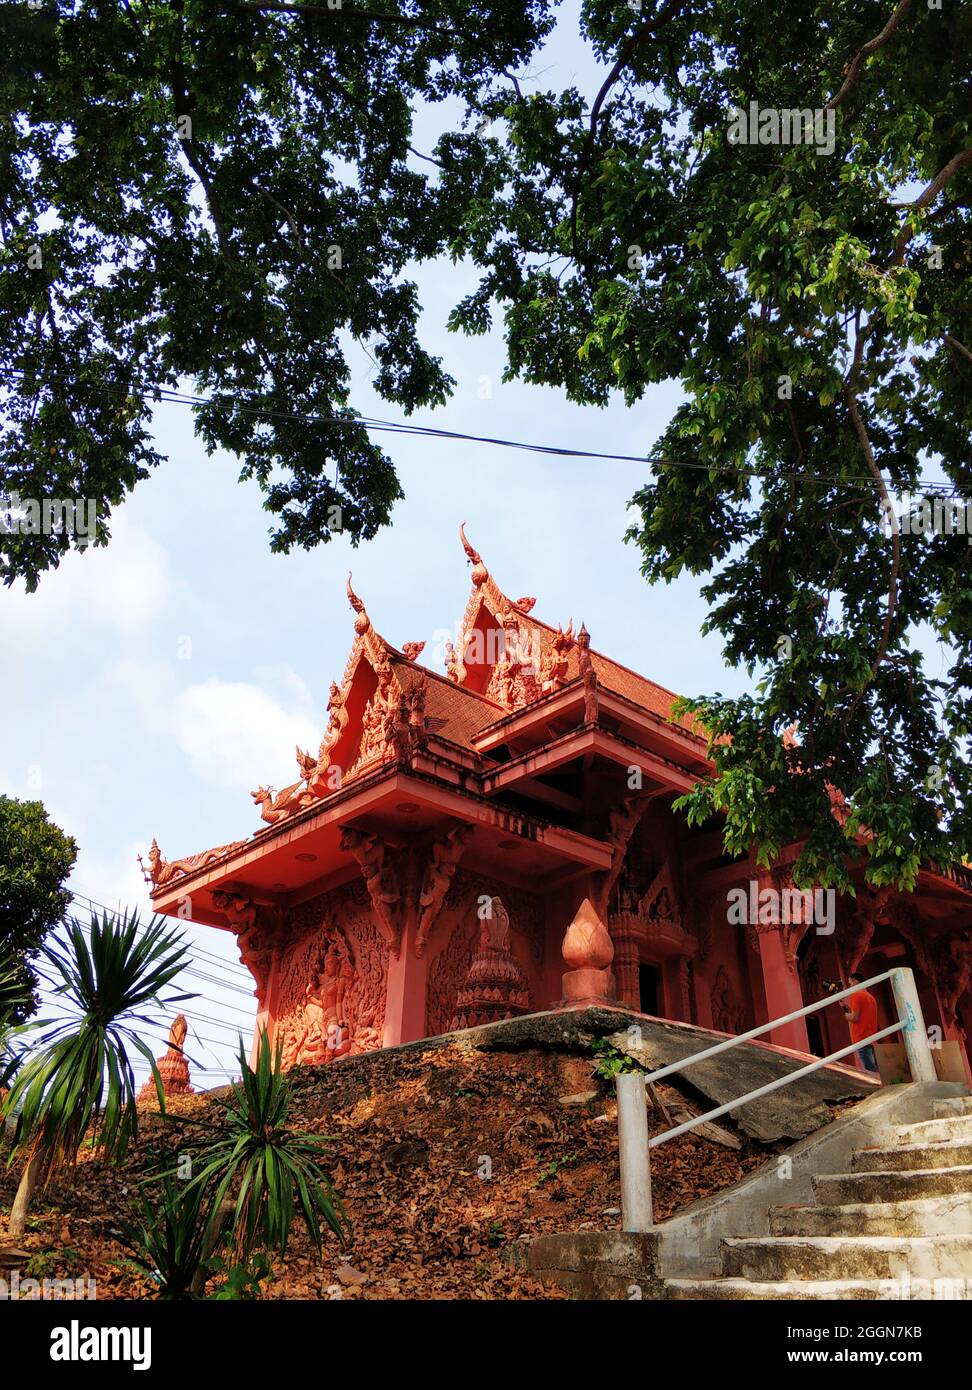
[666,1095,972,1299]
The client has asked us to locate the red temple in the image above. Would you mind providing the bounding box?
[144,525,972,1079]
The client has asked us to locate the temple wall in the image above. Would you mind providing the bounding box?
[249,827,972,1081]
[692,898,758,1036]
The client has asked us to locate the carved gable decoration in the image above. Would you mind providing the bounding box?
[454,523,581,713]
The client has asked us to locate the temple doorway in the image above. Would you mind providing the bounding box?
[639,963,661,1017]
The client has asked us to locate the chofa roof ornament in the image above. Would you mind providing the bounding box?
[459,521,489,587]
[346,572,372,636]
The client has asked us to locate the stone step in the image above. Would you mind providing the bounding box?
[665,1277,971,1300]
[852,1140,972,1172]
[895,1115,972,1146]
[770,1194,972,1238]
[814,1165,972,1205]
[720,1234,972,1282]
[933,1097,972,1119]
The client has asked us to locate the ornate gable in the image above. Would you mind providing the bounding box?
[452,523,579,711]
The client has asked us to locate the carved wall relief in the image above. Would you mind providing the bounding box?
[710,963,746,1036]
[212,889,275,1008]
[274,885,388,1068]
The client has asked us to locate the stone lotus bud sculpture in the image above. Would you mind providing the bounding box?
[560,897,616,1005]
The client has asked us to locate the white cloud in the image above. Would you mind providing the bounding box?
[172,677,320,792]
[1,510,176,637]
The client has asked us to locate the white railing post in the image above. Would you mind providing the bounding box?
[891,967,937,1082]
[617,1070,653,1232]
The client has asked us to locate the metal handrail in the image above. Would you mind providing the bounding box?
[644,968,899,1089]
[649,1019,904,1148]
[616,965,937,1231]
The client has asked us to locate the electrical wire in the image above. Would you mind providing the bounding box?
[1,366,964,495]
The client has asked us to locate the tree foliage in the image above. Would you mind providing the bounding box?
[0,0,551,588]
[5,2,972,884]
[0,794,77,1020]
[441,0,972,889]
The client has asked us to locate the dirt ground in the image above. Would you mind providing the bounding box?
[0,1040,790,1300]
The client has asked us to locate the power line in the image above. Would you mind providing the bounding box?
[2,366,964,495]
[53,921,256,1019]
[69,892,253,980]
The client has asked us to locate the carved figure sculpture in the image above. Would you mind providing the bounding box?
[339,827,401,952]
[415,824,475,956]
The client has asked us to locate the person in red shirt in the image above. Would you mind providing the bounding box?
[843,972,879,1072]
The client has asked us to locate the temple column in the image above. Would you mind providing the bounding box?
[756,927,810,1051]
[611,919,640,1010]
[755,870,809,1052]
[383,900,429,1046]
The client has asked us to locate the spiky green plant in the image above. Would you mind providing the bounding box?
[2,909,189,1237]
[121,1175,211,1300]
[189,1032,349,1270]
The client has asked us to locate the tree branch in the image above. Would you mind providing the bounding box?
[825,0,915,111]
[250,180,305,252]
[844,322,899,685]
[237,2,452,31]
[569,0,685,259]
[892,147,972,264]
[945,333,972,366]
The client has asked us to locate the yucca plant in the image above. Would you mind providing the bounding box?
[121,1175,211,1300]
[2,909,189,1238]
[188,1031,349,1283]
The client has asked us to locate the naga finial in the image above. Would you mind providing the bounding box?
[459,522,488,586]
[347,572,371,635]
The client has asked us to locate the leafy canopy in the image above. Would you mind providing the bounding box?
[0,0,551,588]
[0,794,77,1019]
[5,2,972,885]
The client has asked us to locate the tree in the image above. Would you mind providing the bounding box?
[0,0,552,589]
[2,908,188,1238]
[0,795,77,1020]
[0,948,31,1091]
[441,0,972,890]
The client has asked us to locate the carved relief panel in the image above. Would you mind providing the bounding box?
[273,883,389,1068]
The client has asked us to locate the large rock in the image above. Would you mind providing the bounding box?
[606,1016,873,1143]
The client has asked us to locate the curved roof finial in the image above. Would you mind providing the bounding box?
[459,521,481,566]
[347,572,371,635]
[459,521,488,586]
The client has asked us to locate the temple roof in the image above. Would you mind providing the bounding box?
[141,527,714,906]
